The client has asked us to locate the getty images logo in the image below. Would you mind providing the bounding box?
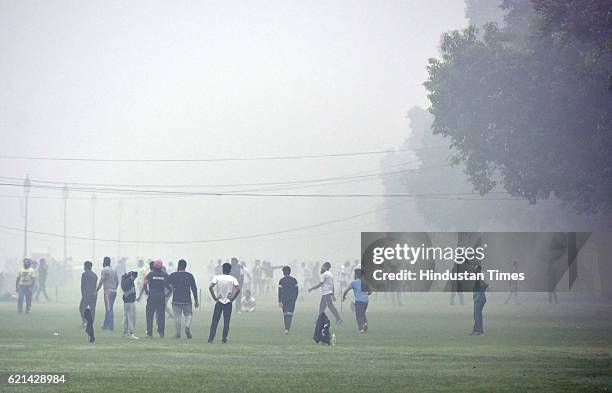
[371,243,487,265]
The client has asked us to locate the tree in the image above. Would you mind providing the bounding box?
[380,107,610,232]
[424,0,612,214]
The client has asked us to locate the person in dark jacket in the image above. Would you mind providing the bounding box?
[138,259,169,338]
[121,271,138,339]
[167,259,199,339]
[80,261,97,327]
[278,266,298,335]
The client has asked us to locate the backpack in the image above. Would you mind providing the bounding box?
[313,312,331,345]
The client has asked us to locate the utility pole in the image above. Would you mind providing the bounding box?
[91,193,97,262]
[62,184,69,263]
[23,175,31,260]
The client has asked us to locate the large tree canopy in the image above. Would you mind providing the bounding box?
[380,107,610,232]
[424,0,612,213]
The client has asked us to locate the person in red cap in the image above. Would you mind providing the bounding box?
[137,259,169,338]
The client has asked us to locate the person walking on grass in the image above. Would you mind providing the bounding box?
[96,256,119,331]
[35,258,50,302]
[208,262,240,344]
[342,268,371,333]
[138,259,169,338]
[80,261,98,326]
[16,258,36,314]
[121,271,139,339]
[471,264,488,336]
[308,261,342,326]
[278,266,298,335]
[167,259,199,339]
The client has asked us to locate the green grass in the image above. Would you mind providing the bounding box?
[0,293,610,392]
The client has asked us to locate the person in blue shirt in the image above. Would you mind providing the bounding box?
[342,268,372,333]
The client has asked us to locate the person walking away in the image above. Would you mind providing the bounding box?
[278,266,298,335]
[471,265,488,336]
[80,261,98,326]
[16,258,36,314]
[167,259,199,339]
[342,268,371,333]
[308,262,342,325]
[208,263,240,343]
[138,259,168,338]
[96,256,119,331]
[121,271,139,339]
[35,258,51,301]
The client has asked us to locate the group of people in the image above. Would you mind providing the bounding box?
[13,258,52,313]
[79,257,199,341]
[72,255,374,343]
[14,254,490,342]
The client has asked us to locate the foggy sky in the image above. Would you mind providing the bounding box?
[0,1,467,266]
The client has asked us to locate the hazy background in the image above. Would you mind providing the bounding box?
[0,1,468,265]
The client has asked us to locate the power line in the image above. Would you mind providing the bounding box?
[0,181,516,199]
[0,146,447,163]
[0,203,398,244]
[0,162,445,190]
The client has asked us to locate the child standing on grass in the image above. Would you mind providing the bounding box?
[342,268,371,333]
[471,265,488,336]
[121,271,138,339]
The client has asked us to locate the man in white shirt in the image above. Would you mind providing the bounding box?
[308,261,342,325]
[208,263,240,343]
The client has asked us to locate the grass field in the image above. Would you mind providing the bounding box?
[0,293,610,392]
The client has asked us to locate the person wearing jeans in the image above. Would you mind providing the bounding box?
[208,263,240,343]
[308,262,342,325]
[16,259,36,314]
[168,259,199,339]
[343,268,372,333]
[96,256,119,331]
